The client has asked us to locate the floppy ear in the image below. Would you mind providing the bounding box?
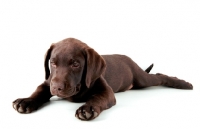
[85,48,106,88]
[44,44,54,80]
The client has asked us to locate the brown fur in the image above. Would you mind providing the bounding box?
[13,38,193,120]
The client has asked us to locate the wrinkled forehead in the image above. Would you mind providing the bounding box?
[51,42,84,60]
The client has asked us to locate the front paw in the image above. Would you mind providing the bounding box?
[13,98,39,113]
[75,104,100,121]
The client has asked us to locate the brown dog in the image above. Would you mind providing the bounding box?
[13,38,193,120]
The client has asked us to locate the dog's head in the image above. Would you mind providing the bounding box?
[44,38,106,98]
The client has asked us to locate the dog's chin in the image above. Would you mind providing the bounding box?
[50,90,76,98]
[56,91,79,98]
[56,94,72,98]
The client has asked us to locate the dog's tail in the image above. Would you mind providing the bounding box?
[145,63,154,73]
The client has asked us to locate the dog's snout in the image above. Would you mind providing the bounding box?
[56,86,63,91]
[51,81,65,91]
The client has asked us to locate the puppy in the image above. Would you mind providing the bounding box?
[13,38,193,120]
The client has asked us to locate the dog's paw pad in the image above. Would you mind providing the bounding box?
[12,98,38,113]
[75,105,100,121]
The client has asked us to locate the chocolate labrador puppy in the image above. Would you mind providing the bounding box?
[13,38,193,120]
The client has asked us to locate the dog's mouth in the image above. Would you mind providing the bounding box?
[50,84,81,98]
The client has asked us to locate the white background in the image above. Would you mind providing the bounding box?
[0,0,199,129]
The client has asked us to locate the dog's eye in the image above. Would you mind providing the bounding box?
[72,61,80,68]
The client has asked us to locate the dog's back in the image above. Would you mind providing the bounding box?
[102,54,142,92]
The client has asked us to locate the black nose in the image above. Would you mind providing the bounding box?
[51,82,65,91]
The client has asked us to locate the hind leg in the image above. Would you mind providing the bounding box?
[132,72,193,89]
